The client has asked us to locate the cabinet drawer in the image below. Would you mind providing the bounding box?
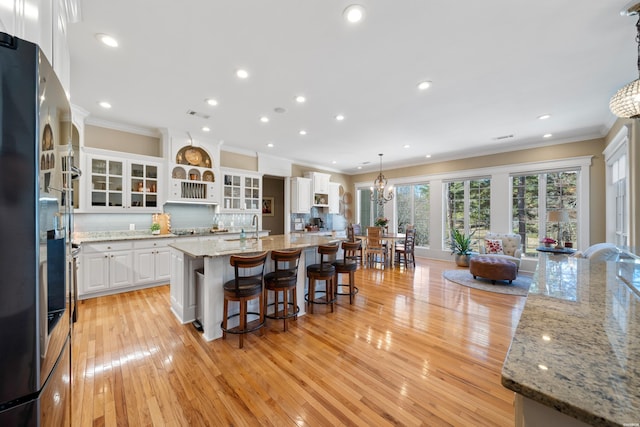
[133,238,173,250]
[83,241,133,254]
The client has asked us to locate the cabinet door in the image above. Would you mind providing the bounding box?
[223,174,241,210]
[81,252,110,294]
[170,249,184,307]
[89,157,124,208]
[292,177,312,213]
[243,176,261,211]
[329,182,341,214]
[155,247,172,282]
[129,162,159,209]
[109,251,133,288]
[133,249,155,284]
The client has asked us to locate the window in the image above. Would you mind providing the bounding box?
[357,188,384,227]
[396,183,429,246]
[612,154,628,246]
[512,170,578,256]
[444,178,490,251]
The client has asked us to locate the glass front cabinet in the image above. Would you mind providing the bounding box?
[221,168,262,212]
[85,153,161,212]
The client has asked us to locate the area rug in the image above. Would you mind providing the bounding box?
[442,269,532,296]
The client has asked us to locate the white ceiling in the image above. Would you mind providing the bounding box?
[67,1,634,174]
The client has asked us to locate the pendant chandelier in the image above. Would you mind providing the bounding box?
[610,2,640,118]
[370,153,393,205]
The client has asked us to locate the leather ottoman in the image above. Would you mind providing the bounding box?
[469,256,517,284]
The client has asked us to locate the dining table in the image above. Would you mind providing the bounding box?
[355,232,406,267]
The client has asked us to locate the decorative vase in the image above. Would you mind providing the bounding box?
[152,229,160,235]
[544,242,551,248]
[455,254,470,267]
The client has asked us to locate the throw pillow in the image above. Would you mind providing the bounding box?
[485,239,504,254]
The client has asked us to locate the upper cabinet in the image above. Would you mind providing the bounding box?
[82,150,162,212]
[221,168,261,212]
[168,146,218,204]
[305,172,331,206]
[291,177,312,214]
[329,182,341,214]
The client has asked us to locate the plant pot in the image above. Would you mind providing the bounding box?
[544,243,551,248]
[454,253,471,267]
[152,230,160,235]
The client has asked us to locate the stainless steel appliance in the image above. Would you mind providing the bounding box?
[0,32,73,426]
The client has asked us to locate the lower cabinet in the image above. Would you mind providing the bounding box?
[79,238,174,299]
[133,240,172,285]
[81,242,134,296]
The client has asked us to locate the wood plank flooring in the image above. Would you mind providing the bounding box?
[72,258,526,426]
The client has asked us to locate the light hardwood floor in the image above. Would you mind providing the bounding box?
[72,258,526,426]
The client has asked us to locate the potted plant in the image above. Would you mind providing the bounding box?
[374,217,389,228]
[540,237,556,248]
[448,229,474,267]
[150,222,161,235]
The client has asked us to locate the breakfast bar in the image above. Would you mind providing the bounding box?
[169,234,340,341]
[502,252,640,426]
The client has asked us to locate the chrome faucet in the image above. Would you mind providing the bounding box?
[251,214,259,241]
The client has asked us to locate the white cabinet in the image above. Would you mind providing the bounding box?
[221,168,262,212]
[133,239,173,285]
[84,151,162,212]
[305,172,331,206]
[291,177,312,213]
[80,241,134,297]
[329,182,341,214]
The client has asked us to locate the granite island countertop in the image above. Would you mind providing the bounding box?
[169,233,340,258]
[501,254,640,426]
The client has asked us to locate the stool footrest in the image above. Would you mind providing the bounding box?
[265,302,299,320]
[220,312,265,335]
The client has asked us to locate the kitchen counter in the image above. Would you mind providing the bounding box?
[169,234,341,341]
[501,253,640,426]
[72,229,267,244]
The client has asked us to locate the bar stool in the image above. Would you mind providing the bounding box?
[220,252,268,348]
[347,224,364,264]
[264,248,303,331]
[333,240,360,304]
[305,244,339,314]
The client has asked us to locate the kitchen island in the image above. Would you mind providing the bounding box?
[502,252,640,426]
[169,234,340,341]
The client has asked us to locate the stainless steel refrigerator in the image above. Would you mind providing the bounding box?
[0,32,73,426]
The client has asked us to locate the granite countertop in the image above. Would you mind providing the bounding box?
[169,234,340,258]
[502,254,640,426]
[72,229,261,244]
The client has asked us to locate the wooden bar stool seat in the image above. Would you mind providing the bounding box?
[220,252,268,348]
[333,240,360,304]
[305,244,339,313]
[264,248,303,331]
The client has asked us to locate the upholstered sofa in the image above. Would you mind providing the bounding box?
[478,232,523,271]
[572,243,619,262]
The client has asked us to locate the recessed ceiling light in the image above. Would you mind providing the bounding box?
[332,160,337,164]
[343,5,365,23]
[236,69,249,79]
[403,144,411,149]
[335,114,345,121]
[267,143,274,148]
[538,114,551,120]
[96,33,118,47]
[417,81,432,90]
[425,154,431,158]
[98,101,112,109]
[260,116,269,123]
[295,95,306,103]
[299,130,307,135]
[202,126,210,132]
[205,98,218,106]
[357,166,363,169]
[543,133,553,138]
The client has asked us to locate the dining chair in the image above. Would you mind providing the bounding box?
[395,226,416,268]
[366,226,388,268]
